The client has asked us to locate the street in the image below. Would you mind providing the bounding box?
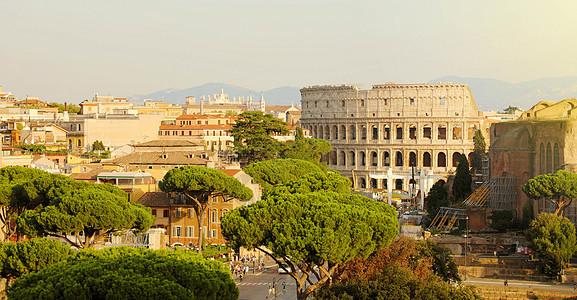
[465,277,577,293]
[236,263,297,300]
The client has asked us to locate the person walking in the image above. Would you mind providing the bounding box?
[504,278,508,287]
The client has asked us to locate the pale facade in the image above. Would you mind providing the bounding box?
[80,95,133,115]
[300,83,484,193]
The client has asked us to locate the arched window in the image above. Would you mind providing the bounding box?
[383,151,390,166]
[423,152,431,167]
[395,179,403,190]
[341,125,346,140]
[409,152,417,167]
[325,125,330,140]
[452,152,462,167]
[349,151,356,167]
[370,178,377,189]
[409,125,417,140]
[330,151,337,165]
[316,126,320,139]
[360,178,366,189]
[396,125,403,139]
[372,125,378,140]
[383,125,390,140]
[361,126,367,140]
[340,151,346,166]
[360,151,366,166]
[371,151,378,166]
[350,125,356,140]
[438,152,447,167]
[395,151,403,167]
[554,143,560,170]
[438,126,446,140]
[333,125,338,140]
[423,125,432,139]
[540,143,545,174]
[547,143,552,173]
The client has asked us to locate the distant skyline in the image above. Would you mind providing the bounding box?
[1,0,576,104]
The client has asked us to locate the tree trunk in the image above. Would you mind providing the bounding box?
[196,204,207,254]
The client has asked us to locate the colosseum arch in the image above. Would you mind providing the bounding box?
[438,125,447,140]
[383,125,391,140]
[423,152,431,167]
[423,124,432,139]
[325,125,330,140]
[361,125,367,140]
[349,151,356,167]
[313,126,318,138]
[395,151,403,166]
[330,151,337,165]
[409,151,417,167]
[333,125,338,140]
[409,124,417,140]
[340,125,347,140]
[371,151,378,166]
[452,152,462,167]
[452,124,463,140]
[350,125,357,140]
[340,151,346,166]
[396,125,403,139]
[383,151,390,166]
[360,177,366,189]
[438,152,447,167]
[395,179,403,190]
[370,178,377,189]
[360,151,366,166]
[372,125,379,140]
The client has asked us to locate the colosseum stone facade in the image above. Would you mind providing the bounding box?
[300,82,484,197]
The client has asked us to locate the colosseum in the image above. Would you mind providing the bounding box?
[300,82,484,202]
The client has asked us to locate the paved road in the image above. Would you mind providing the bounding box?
[236,263,297,300]
[465,277,577,293]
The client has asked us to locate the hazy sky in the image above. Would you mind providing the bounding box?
[1,0,576,103]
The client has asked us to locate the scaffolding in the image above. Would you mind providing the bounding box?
[429,176,517,231]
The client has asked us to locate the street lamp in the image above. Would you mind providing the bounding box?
[465,215,469,281]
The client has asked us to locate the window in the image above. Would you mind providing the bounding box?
[423,126,432,139]
[395,151,403,167]
[342,100,345,107]
[175,208,182,218]
[361,100,365,106]
[188,208,193,218]
[173,226,182,237]
[163,210,169,218]
[151,209,157,216]
[396,126,403,139]
[410,98,415,105]
[210,229,218,238]
[211,210,218,223]
[186,226,194,237]
[440,98,445,105]
[540,143,545,174]
[438,126,446,140]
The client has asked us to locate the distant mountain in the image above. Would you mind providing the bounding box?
[131,83,301,106]
[428,76,577,111]
[132,77,577,111]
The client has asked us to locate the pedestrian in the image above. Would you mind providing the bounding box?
[504,278,508,287]
[239,273,243,282]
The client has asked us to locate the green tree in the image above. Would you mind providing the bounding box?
[0,238,73,281]
[321,237,476,300]
[158,166,253,252]
[452,155,472,202]
[499,105,521,114]
[469,130,486,171]
[7,247,238,300]
[66,104,80,114]
[221,176,398,300]
[91,140,105,151]
[229,111,289,164]
[424,180,449,223]
[47,102,81,114]
[524,213,577,277]
[281,127,332,170]
[16,184,155,249]
[488,210,514,232]
[243,158,325,192]
[522,170,577,216]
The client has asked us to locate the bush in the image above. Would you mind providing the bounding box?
[488,210,514,232]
